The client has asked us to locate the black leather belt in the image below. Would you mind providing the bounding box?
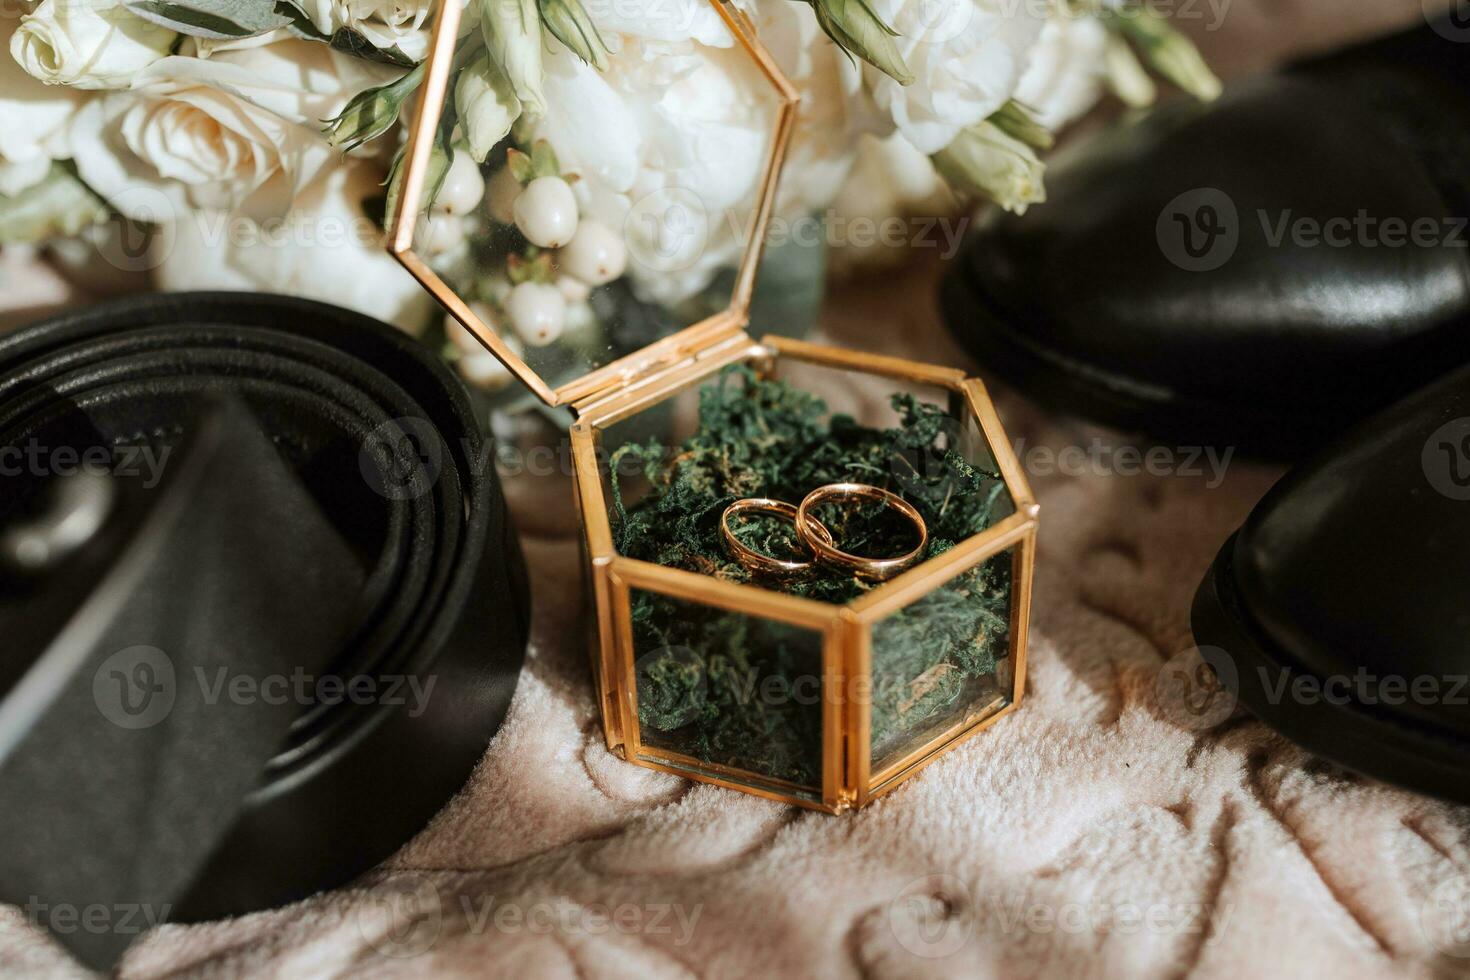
[0,293,527,968]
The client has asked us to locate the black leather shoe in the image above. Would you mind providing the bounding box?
[941,18,1470,458]
[1191,362,1470,803]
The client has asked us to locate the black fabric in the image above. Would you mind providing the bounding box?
[1192,363,1470,802]
[940,16,1470,457]
[0,293,529,968]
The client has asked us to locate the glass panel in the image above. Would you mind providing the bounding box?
[630,590,823,793]
[869,547,1016,774]
[599,367,1015,562]
[956,402,1016,524]
[390,4,787,399]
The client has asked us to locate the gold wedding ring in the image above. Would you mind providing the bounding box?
[721,498,836,577]
[722,484,929,583]
[796,483,928,582]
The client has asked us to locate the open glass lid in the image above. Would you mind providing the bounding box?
[387,0,799,409]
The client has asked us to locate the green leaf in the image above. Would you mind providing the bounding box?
[324,26,418,67]
[989,100,1054,151]
[506,147,534,184]
[508,252,553,284]
[0,164,108,245]
[124,0,291,40]
[382,104,454,229]
[529,139,559,178]
[279,3,418,67]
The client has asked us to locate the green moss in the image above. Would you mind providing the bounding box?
[610,367,1013,787]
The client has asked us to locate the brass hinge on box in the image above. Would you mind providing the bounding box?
[570,324,767,428]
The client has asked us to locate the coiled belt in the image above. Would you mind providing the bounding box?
[0,293,527,968]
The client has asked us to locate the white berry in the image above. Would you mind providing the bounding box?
[559,219,626,285]
[436,151,486,216]
[443,303,497,354]
[458,349,514,390]
[556,276,591,303]
[563,300,598,341]
[513,176,578,248]
[419,212,465,256]
[505,281,566,346]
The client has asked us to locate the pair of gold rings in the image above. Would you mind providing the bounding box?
[720,483,928,583]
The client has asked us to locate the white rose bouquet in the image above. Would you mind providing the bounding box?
[0,0,1216,380]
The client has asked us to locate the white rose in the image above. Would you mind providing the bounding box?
[10,0,175,90]
[744,0,887,215]
[0,16,83,196]
[583,0,733,48]
[847,132,946,208]
[529,39,774,306]
[865,0,1046,154]
[1015,16,1109,131]
[828,133,954,273]
[68,39,397,222]
[295,0,435,61]
[152,161,436,334]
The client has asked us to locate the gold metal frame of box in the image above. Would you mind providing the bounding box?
[385,0,1039,811]
[570,336,1039,813]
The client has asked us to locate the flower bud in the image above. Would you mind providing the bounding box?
[933,121,1046,216]
[538,0,608,71]
[0,162,106,244]
[1107,7,1221,102]
[1102,33,1158,108]
[989,101,1054,152]
[808,0,913,86]
[456,53,522,163]
[480,0,547,117]
[324,64,425,152]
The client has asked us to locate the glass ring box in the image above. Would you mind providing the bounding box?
[388,0,1037,811]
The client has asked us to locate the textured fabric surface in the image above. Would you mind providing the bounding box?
[4,3,1468,976]
[8,258,1469,980]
